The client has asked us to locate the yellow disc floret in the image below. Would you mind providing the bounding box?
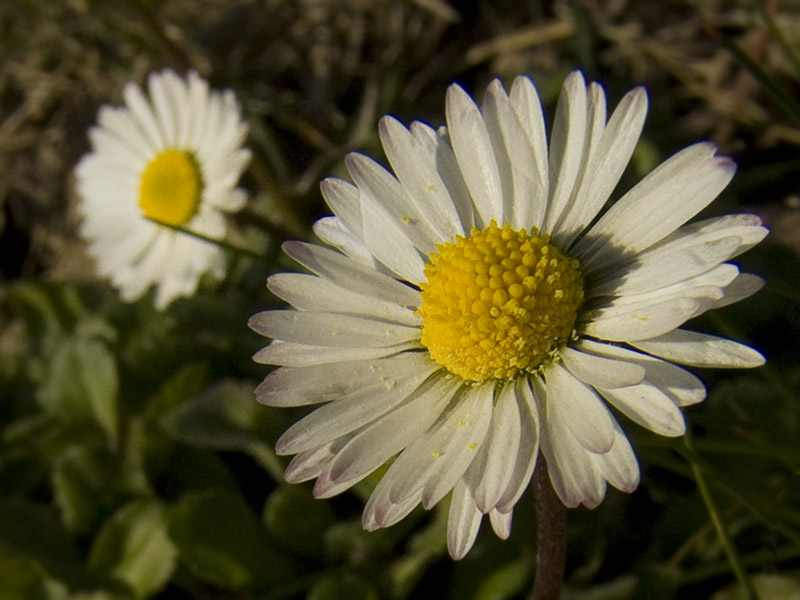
[138,149,202,226]
[419,221,584,382]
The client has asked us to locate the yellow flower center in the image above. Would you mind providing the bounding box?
[138,149,202,226]
[418,221,584,382]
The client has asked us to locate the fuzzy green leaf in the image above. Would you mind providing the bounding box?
[0,499,85,588]
[160,379,284,480]
[307,572,380,600]
[263,486,335,557]
[168,489,294,591]
[88,499,176,600]
[37,338,118,445]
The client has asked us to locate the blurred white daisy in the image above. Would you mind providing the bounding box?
[249,71,767,559]
[76,69,251,309]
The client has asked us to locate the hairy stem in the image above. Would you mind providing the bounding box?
[530,454,567,600]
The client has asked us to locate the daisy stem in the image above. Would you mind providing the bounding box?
[145,217,267,262]
[686,434,760,600]
[529,454,567,600]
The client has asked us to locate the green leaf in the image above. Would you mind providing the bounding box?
[88,499,176,600]
[307,572,380,600]
[263,486,335,557]
[143,362,208,422]
[0,499,86,588]
[473,557,531,600]
[52,446,139,534]
[8,282,68,348]
[323,521,386,563]
[0,553,59,600]
[711,573,800,600]
[561,576,638,600]
[160,379,284,480]
[37,337,119,445]
[67,592,131,600]
[168,489,295,591]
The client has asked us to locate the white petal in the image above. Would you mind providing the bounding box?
[86,126,146,170]
[253,340,416,367]
[346,152,439,253]
[546,363,616,454]
[249,310,419,348]
[583,82,608,173]
[410,121,476,231]
[119,230,175,304]
[464,382,521,512]
[363,487,423,531]
[319,178,363,240]
[583,297,702,342]
[322,375,460,492]
[551,81,606,243]
[95,105,154,160]
[576,143,735,269]
[630,329,765,368]
[556,86,647,246]
[86,218,156,274]
[379,116,463,239]
[384,383,493,508]
[161,70,193,148]
[481,80,518,225]
[122,79,164,150]
[420,385,495,509]
[284,438,347,484]
[283,241,421,307]
[360,188,427,283]
[275,360,438,455]
[489,508,513,540]
[446,83,504,224]
[196,92,225,163]
[599,383,686,436]
[253,352,434,407]
[579,338,707,406]
[590,233,749,297]
[509,75,549,230]
[536,383,606,509]
[267,273,420,326]
[602,284,725,313]
[544,71,588,233]
[591,213,768,293]
[495,377,540,513]
[184,72,211,149]
[561,345,646,389]
[713,273,765,308]
[148,70,179,147]
[447,479,483,560]
[588,420,640,493]
[312,217,376,267]
[598,264,739,306]
[487,79,554,231]
[678,213,766,243]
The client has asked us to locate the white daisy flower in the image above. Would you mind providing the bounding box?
[249,71,767,559]
[76,69,251,309]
